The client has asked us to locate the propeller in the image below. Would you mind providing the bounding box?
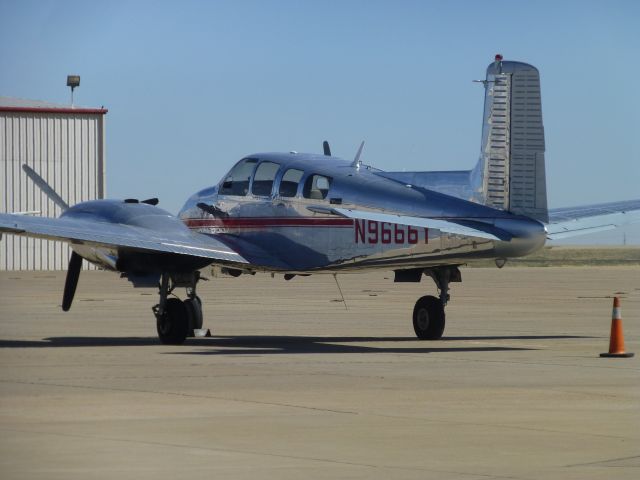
[323,141,331,156]
[21,163,81,311]
[62,251,83,311]
[21,163,159,312]
[22,164,69,211]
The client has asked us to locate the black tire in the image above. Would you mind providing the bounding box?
[184,297,203,336]
[156,297,189,345]
[412,295,445,340]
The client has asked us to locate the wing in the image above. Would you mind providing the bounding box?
[546,199,640,240]
[0,213,247,264]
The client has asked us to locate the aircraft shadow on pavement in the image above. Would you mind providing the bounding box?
[172,334,599,356]
[173,336,532,355]
[0,334,595,354]
[0,337,158,348]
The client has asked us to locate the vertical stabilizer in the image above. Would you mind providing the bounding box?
[479,57,548,223]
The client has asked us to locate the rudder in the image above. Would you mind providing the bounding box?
[478,57,548,223]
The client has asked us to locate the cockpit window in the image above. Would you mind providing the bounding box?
[219,158,258,196]
[303,174,332,200]
[279,168,303,197]
[251,162,280,196]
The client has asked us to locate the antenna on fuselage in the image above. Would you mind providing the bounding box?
[322,140,331,156]
[351,141,365,170]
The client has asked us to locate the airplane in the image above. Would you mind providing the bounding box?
[2,56,639,345]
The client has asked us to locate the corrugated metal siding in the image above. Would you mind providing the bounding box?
[1,111,105,270]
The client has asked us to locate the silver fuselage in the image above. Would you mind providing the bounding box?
[177,153,546,273]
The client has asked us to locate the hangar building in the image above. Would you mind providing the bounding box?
[0,97,107,270]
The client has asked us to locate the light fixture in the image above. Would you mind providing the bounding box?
[67,75,80,106]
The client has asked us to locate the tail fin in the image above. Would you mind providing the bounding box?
[478,58,548,223]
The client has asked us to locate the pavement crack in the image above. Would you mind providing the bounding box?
[0,426,523,478]
[564,454,640,468]
[363,412,636,441]
[0,379,358,416]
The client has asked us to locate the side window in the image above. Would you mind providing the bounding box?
[251,162,280,196]
[278,168,303,197]
[303,174,332,200]
[219,158,258,196]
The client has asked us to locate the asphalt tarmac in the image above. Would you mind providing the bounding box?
[0,267,638,479]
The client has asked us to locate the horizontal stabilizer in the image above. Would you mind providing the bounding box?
[546,199,640,240]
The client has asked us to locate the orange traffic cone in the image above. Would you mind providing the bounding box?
[600,297,634,358]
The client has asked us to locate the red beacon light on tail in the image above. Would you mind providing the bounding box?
[494,54,504,73]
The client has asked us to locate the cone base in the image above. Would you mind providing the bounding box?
[600,352,634,358]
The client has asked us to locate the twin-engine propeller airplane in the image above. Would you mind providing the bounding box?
[2,57,639,345]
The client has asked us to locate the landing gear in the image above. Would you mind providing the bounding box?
[413,266,461,340]
[413,296,445,339]
[156,297,189,344]
[153,272,204,345]
[184,296,203,334]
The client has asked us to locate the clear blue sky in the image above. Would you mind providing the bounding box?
[1,0,638,243]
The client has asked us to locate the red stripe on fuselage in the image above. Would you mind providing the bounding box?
[184,217,354,228]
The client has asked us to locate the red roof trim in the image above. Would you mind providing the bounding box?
[0,106,108,115]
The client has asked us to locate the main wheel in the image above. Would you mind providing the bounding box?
[184,296,203,336]
[412,295,445,340]
[156,297,189,345]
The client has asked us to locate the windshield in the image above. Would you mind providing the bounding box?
[219,158,258,196]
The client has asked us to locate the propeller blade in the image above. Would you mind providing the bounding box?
[141,198,159,205]
[322,141,331,156]
[22,164,69,211]
[62,251,83,311]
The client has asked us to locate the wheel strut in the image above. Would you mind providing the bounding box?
[424,266,461,306]
[152,273,172,319]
